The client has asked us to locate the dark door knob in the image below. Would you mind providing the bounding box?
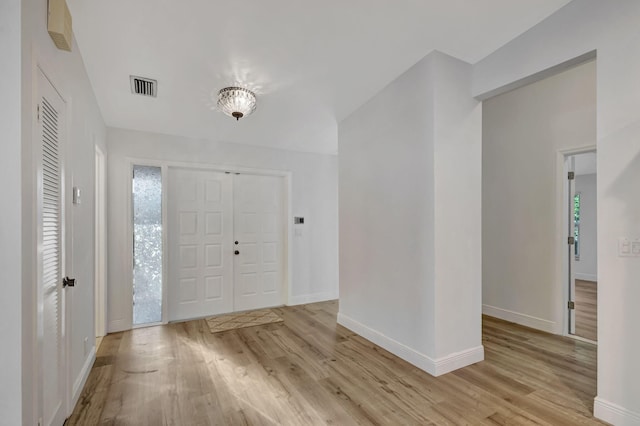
[63,277,75,287]
[235,241,239,245]
[234,250,240,255]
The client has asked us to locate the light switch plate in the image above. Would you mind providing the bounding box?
[619,238,631,256]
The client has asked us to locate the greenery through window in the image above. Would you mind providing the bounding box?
[574,193,581,260]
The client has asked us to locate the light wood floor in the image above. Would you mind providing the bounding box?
[67,301,605,425]
[575,280,597,342]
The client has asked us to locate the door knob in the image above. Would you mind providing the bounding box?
[234,250,240,255]
[235,241,239,245]
[63,277,75,288]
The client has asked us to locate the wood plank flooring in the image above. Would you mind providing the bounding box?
[66,301,605,425]
[575,280,597,342]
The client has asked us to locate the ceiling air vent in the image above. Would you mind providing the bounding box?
[130,75,157,97]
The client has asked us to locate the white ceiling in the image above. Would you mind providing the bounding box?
[68,0,572,154]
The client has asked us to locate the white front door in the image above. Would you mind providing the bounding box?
[36,68,67,426]
[167,169,285,320]
[168,168,234,321]
[233,174,285,311]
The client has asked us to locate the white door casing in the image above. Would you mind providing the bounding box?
[233,174,285,311]
[95,145,107,337]
[36,68,67,426]
[567,156,577,335]
[168,168,234,321]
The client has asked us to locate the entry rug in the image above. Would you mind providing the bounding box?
[205,309,283,334]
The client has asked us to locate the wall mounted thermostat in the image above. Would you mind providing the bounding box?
[294,217,304,224]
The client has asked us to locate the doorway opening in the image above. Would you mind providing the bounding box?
[132,165,164,326]
[566,151,597,342]
[95,145,107,339]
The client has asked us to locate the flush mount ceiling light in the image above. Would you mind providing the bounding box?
[217,87,257,121]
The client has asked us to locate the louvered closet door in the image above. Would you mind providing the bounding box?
[37,69,67,426]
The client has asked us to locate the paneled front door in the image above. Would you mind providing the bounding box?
[167,168,285,321]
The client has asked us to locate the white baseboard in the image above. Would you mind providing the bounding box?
[434,345,486,376]
[70,346,96,414]
[483,305,558,334]
[108,318,129,333]
[337,312,484,377]
[288,291,338,306]
[575,273,597,282]
[594,396,640,425]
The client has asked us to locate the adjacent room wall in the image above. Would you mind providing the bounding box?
[338,51,483,376]
[575,173,597,281]
[1,1,23,424]
[482,60,596,333]
[106,127,338,332]
[21,0,107,422]
[474,1,640,422]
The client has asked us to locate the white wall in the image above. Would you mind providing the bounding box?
[0,1,23,424]
[106,127,338,332]
[339,52,437,358]
[432,53,483,360]
[21,0,107,423]
[575,173,597,281]
[482,60,596,333]
[338,51,483,376]
[475,1,640,423]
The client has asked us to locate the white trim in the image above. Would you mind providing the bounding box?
[126,157,293,178]
[433,346,485,376]
[557,146,597,339]
[288,291,338,306]
[108,319,129,333]
[483,304,559,334]
[337,312,484,377]
[132,321,163,330]
[566,334,596,345]
[161,164,169,325]
[94,144,107,338]
[575,273,597,282]
[285,175,294,306]
[594,397,640,425]
[70,346,96,411]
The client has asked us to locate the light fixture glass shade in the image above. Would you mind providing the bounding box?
[217,87,257,120]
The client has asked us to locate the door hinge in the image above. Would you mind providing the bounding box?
[36,104,40,122]
[568,301,575,310]
[568,236,575,245]
[568,171,575,180]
